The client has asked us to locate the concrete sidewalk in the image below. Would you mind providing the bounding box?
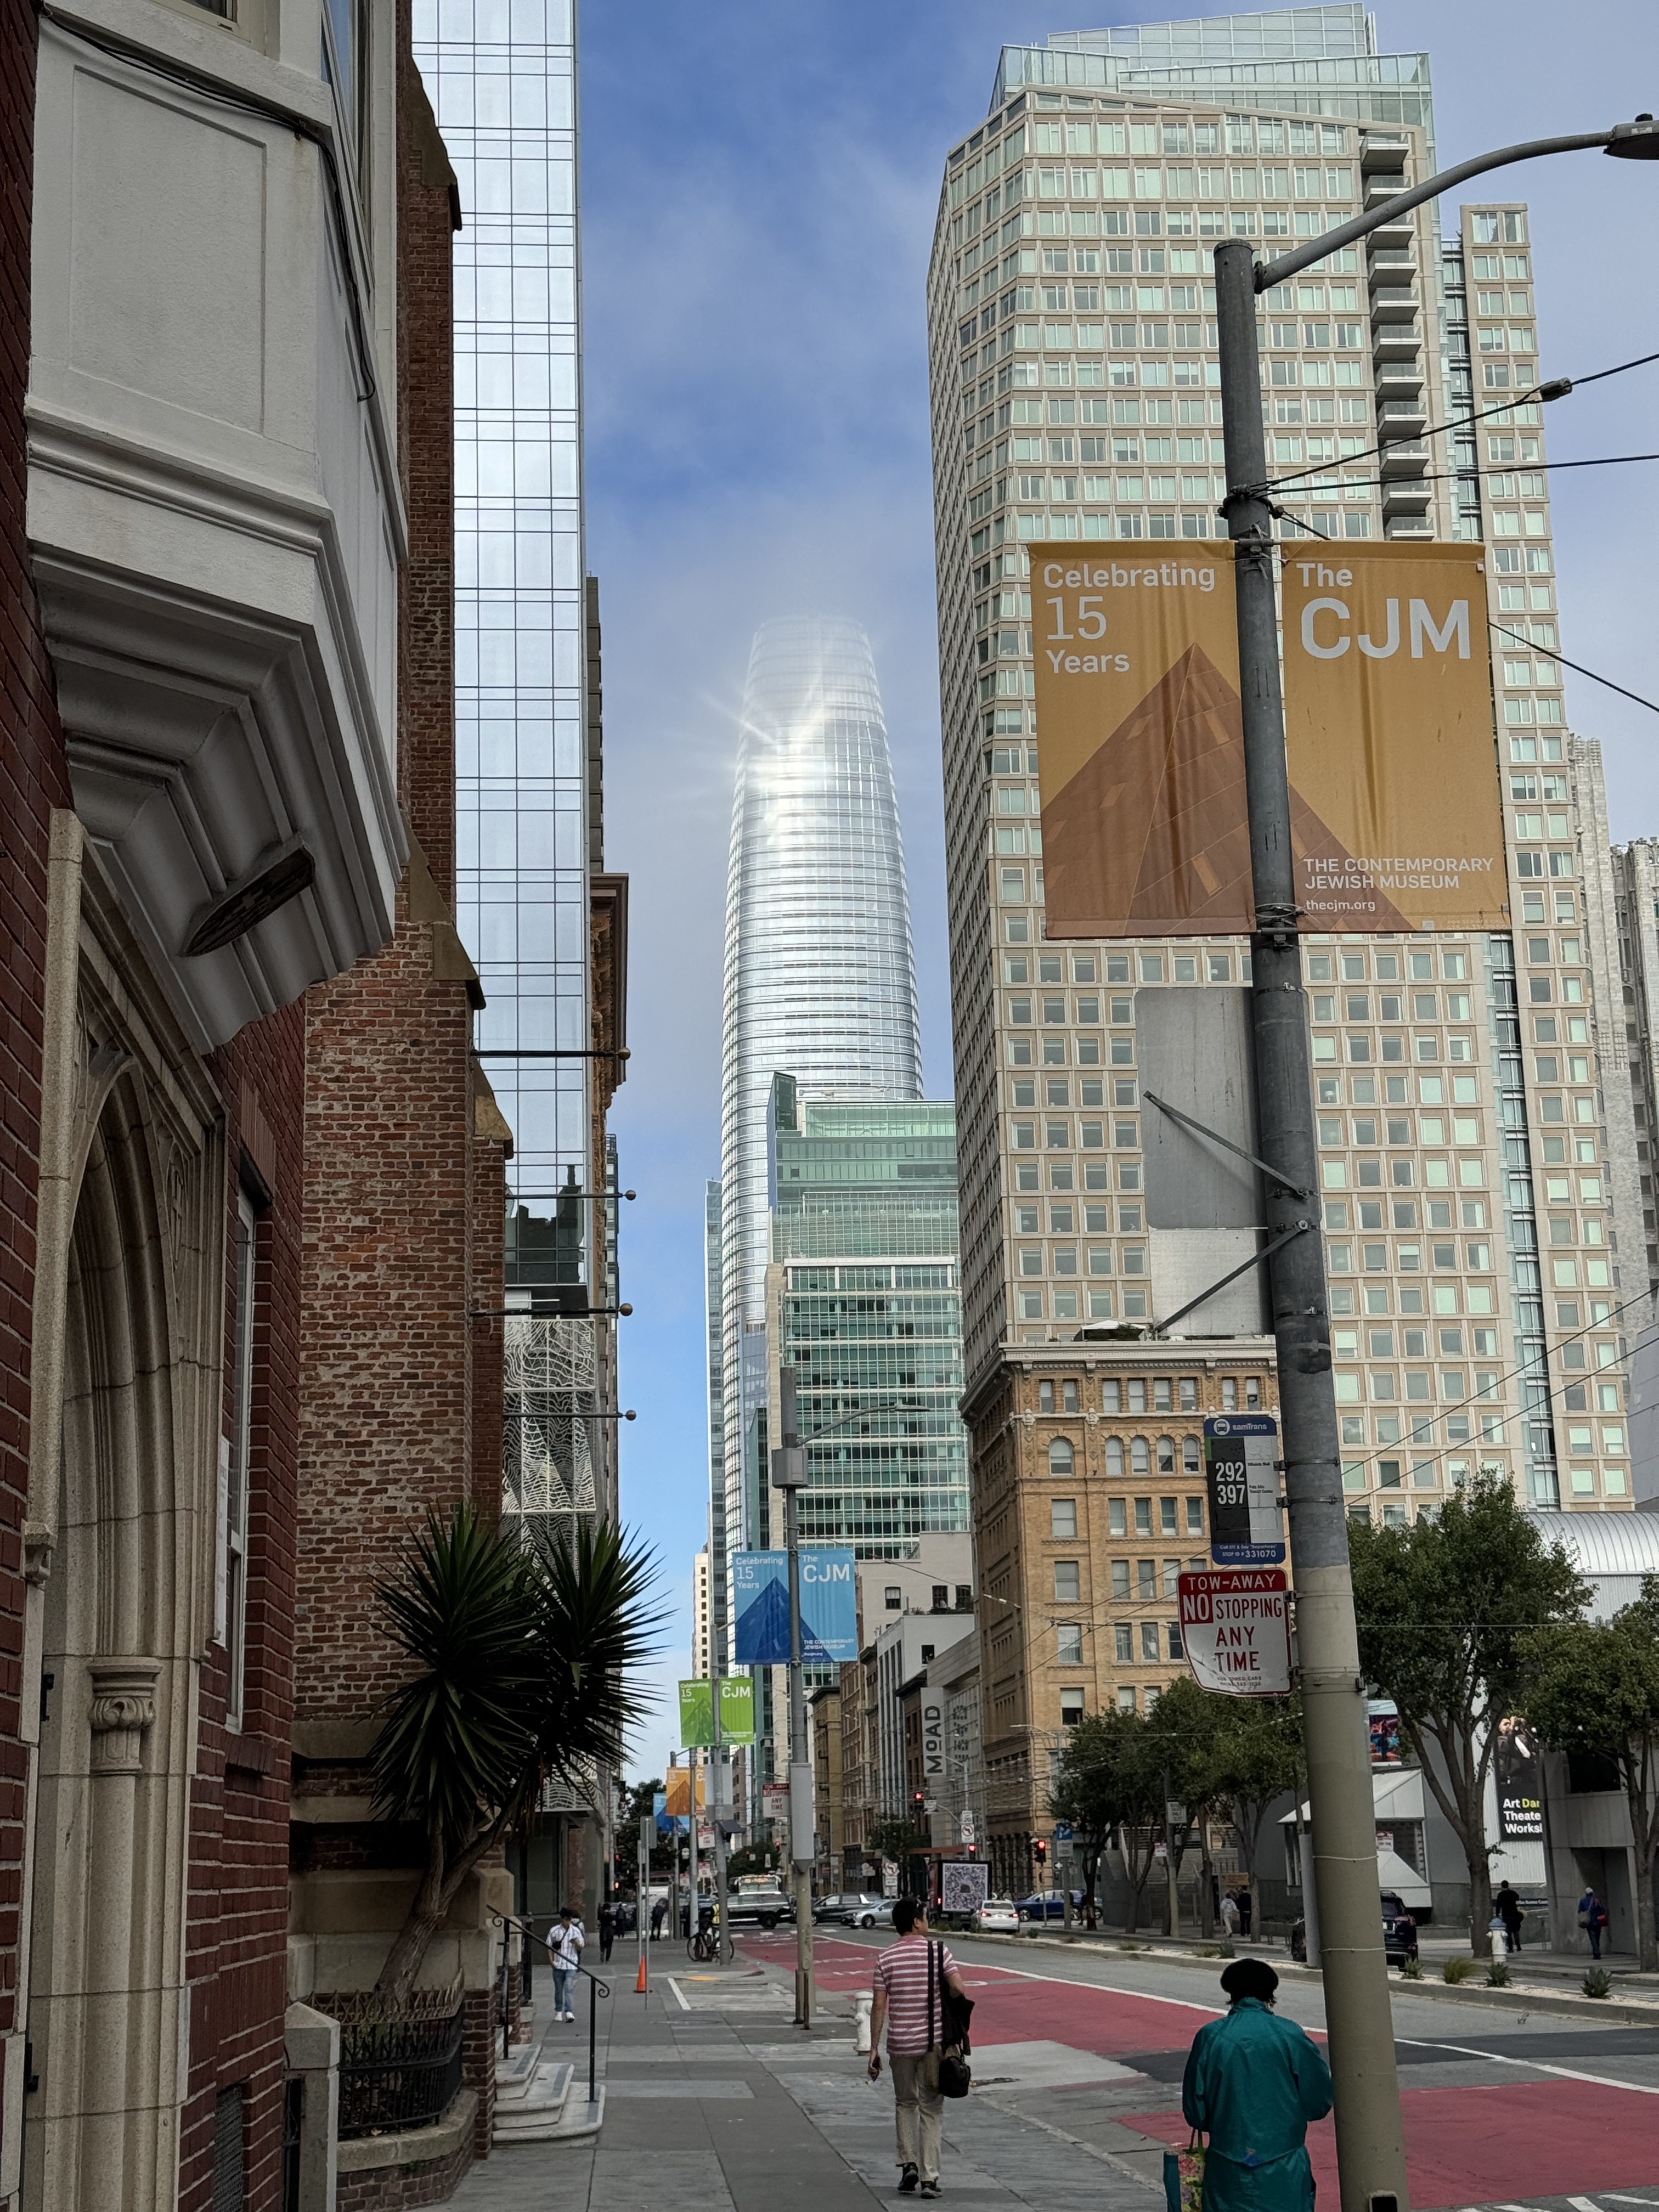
[447,1950,1167,2212]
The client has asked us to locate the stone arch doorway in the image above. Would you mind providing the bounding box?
[21,881,223,2212]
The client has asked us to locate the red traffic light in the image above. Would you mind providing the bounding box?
[1034,1840,1047,1864]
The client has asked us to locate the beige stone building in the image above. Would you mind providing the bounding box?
[964,1336,1277,1897]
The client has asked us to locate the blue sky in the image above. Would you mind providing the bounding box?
[579,0,1659,1780]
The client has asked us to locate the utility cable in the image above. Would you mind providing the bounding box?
[1336,1286,1646,1495]
[1491,624,1659,719]
[1250,346,1659,499]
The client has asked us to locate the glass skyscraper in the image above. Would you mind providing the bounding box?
[414,0,591,1249]
[716,618,923,1571]
[767,1074,969,1550]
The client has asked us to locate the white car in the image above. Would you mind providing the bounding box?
[971,1897,1020,1934]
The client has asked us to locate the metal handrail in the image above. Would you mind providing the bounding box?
[492,1911,611,2103]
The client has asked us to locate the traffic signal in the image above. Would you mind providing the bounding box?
[1033,1838,1047,1869]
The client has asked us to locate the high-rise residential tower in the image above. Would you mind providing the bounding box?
[927,3,1640,1886]
[717,619,924,1574]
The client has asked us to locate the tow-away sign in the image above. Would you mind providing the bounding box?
[1178,1568,1291,1696]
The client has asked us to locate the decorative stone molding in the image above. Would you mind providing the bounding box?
[22,1526,55,1589]
[88,1660,161,1775]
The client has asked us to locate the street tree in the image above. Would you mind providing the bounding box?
[616,1776,667,1891]
[1204,1694,1303,1937]
[369,1505,659,2006]
[1146,1678,1231,1934]
[1525,1579,1659,1971]
[1049,1703,1163,1932]
[1350,1470,1586,1946]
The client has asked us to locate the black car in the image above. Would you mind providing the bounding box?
[1290,1889,1418,1966]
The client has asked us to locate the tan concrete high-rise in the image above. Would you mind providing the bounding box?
[926,4,1643,1887]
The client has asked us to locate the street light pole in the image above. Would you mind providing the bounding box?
[1214,114,1658,2212]
[774,1365,816,2025]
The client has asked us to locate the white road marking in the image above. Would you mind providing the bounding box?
[663,1977,691,2011]
[1571,2197,1609,2211]
[1397,2036,1659,2098]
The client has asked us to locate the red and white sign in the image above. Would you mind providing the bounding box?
[761,1783,790,1823]
[1178,1568,1291,1696]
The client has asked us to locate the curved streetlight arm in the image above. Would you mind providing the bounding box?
[1256,126,1622,292]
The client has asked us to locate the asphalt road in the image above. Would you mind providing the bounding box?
[737,1923,1659,2212]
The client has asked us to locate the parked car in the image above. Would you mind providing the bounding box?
[970,1897,1020,1934]
[1015,1888,1086,1922]
[1290,1889,1418,1967]
[837,1893,891,1928]
[726,1887,794,1929]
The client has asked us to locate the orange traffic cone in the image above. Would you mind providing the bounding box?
[635,1951,648,1994]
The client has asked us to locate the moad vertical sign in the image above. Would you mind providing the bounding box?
[1282,543,1507,932]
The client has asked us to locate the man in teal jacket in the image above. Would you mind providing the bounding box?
[1182,1959,1333,2212]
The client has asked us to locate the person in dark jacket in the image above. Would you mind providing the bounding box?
[1579,1887,1609,1960]
[1182,1958,1333,2212]
[1493,1882,1523,1953]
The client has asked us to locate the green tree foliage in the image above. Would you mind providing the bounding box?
[1350,1471,1585,1945]
[615,1776,668,1889]
[1147,1678,1229,1933]
[1049,1705,1163,1931]
[369,1506,659,2004]
[1203,1695,1303,1934]
[1525,1578,1659,1971]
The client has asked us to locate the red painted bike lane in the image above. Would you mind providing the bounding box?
[737,1934,1659,2207]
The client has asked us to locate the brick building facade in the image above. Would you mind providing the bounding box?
[963,1339,1279,1900]
[0,0,505,2207]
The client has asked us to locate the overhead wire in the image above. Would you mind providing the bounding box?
[1247,345,1659,500]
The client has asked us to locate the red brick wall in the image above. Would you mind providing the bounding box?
[178,1030,307,2212]
[0,0,71,2092]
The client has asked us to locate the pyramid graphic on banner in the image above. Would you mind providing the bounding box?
[733,1575,835,1666]
[1043,646,1412,935]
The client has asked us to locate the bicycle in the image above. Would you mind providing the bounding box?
[687,1910,735,1964]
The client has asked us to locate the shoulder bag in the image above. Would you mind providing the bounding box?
[930,1939,972,2099]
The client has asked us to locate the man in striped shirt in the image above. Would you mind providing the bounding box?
[867,1897,968,2197]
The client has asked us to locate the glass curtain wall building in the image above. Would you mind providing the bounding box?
[718,618,924,1575]
[413,0,599,1530]
[766,1074,970,1551]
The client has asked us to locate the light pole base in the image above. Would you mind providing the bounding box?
[794,1968,812,2027]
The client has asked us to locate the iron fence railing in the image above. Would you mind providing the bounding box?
[317,1987,466,2140]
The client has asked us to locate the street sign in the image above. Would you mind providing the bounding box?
[958,1810,976,1846]
[1203,1414,1285,1564]
[1052,1821,1074,1842]
[761,1781,790,1824]
[941,1861,989,1916]
[1178,1567,1292,1696]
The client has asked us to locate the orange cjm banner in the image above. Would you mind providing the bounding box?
[1033,540,1506,938]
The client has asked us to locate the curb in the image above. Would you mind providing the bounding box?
[965,1929,1659,2026]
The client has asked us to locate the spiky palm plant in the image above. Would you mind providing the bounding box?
[369,1505,658,2005]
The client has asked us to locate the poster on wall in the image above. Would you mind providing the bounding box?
[941,1861,989,1917]
[1368,1701,1403,1767]
[1496,1714,1544,1839]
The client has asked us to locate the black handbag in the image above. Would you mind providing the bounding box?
[930,1940,973,2098]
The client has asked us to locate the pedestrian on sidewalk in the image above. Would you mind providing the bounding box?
[1579,1887,1609,1960]
[546,1905,584,2021]
[1182,1957,1332,2212]
[651,1895,667,1942]
[1494,1881,1523,1953]
[599,1900,617,1962]
[1219,1892,1240,1940]
[867,1895,969,2199]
